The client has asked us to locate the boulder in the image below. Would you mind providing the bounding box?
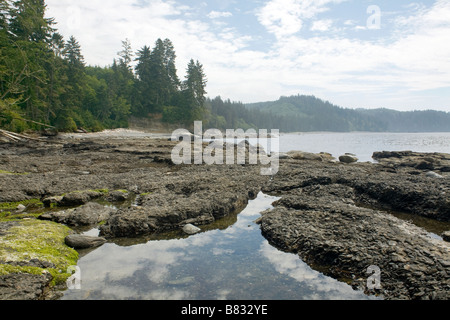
[42,196,63,208]
[288,151,323,161]
[106,190,129,202]
[182,224,201,235]
[60,191,104,207]
[339,154,358,164]
[65,234,107,249]
[442,231,450,242]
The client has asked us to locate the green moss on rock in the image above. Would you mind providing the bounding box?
[0,219,79,286]
[0,199,44,211]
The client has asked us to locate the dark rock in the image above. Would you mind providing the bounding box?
[373,151,450,175]
[42,196,63,208]
[288,151,323,161]
[2,259,56,269]
[65,234,107,249]
[0,272,53,300]
[39,202,115,227]
[442,231,450,242]
[106,190,129,202]
[339,154,358,163]
[60,191,104,206]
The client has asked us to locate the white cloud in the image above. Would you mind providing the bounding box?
[310,19,333,32]
[256,0,346,38]
[44,0,450,111]
[207,11,233,19]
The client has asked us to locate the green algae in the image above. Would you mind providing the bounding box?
[0,199,44,211]
[0,219,79,286]
[0,170,30,176]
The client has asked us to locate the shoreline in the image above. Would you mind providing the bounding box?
[0,133,449,300]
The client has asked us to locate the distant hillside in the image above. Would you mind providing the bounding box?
[355,108,450,133]
[245,95,450,133]
[245,95,387,132]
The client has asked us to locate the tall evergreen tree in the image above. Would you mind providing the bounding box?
[117,38,133,72]
[148,38,167,112]
[113,39,134,119]
[183,59,207,121]
[134,45,152,116]
[64,35,84,67]
[2,0,55,123]
[0,1,9,31]
[55,35,86,130]
[8,0,54,43]
[162,38,180,96]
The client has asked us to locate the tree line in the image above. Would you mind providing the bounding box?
[0,0,207,132]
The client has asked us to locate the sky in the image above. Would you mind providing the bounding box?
[45,0,450,112]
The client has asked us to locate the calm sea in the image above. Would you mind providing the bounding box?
[278,132,450,162]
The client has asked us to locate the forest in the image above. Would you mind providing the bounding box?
[0,0,207,132]
[1,1,449,134]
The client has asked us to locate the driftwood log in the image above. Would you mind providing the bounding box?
[0,129,64,144]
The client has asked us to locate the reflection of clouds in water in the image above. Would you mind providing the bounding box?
[239,193,280,218]
[76,240,190,288]
[259,241,372,300]
[224,193,280,234]
[212,248,235,255]
[64,192,377,300]
[73,229,225,296]
[187,231,216,247]
[216,289,232,300]
[86,284,190,300]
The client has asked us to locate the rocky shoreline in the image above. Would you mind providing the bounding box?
[0,133,449,300]
[259,157,450,300]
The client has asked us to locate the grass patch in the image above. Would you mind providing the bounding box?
[92,189,109,194]
[0,199,44,211]
[113,189,128,193]
[0,170,29,176]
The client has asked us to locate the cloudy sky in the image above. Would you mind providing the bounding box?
[45,0,450,111]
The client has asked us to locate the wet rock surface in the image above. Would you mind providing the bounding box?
[260,157,450,300]
[0,134,449,300]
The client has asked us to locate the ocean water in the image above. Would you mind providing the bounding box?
[278,132,450,162]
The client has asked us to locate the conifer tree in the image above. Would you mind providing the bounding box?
[8,0,54,43]
[134,45,152,115]
[184,59,207,119]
